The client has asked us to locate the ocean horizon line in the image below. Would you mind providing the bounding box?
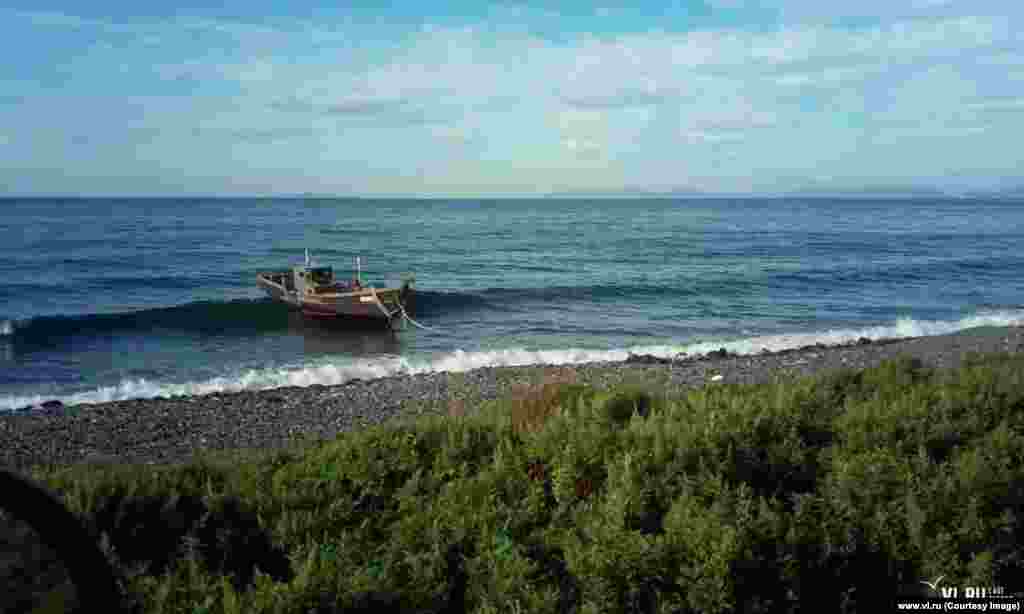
[2,192,1019,200]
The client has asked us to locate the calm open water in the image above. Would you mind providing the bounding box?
[2,197,1024,410]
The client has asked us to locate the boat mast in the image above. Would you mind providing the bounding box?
[355,256,362,284]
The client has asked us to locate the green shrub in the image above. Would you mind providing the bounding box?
[22,351,1024,612]
[602,386,655,424]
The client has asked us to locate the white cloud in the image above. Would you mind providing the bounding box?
[688,103,778,131]
[682,131,745,144]
[430,124,475,143]
[2,7,1022,194]
[773,0,1017,22]
[563,138,601,154]
[9,10,111,31]
[979,52,1024,67]
[965,98,1024,112]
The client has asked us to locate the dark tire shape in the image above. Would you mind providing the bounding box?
[0,468,123,612]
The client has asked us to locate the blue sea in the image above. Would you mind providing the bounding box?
[2,197,1024,411]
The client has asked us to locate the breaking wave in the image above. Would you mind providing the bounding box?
[0,287,575,346]
[2,298,291,345]
[3,310,1023,411]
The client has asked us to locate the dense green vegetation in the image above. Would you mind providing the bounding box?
[25,351,1024,613]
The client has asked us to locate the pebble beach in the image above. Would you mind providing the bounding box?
[3,324,1023,470]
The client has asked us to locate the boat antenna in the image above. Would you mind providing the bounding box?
[356,256,362,284]
[305,248,310,267]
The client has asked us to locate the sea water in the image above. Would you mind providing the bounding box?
[2,196,1023,410]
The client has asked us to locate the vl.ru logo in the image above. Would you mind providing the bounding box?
[920,576,1009,599]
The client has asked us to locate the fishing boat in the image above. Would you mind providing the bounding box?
[257,250,415,328]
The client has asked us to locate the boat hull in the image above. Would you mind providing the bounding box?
[299,291,404,320]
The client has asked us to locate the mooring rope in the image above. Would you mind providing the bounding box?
[396,299,440,332]
[367,285,440,332]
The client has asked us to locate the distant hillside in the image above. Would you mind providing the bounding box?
[543,183,1024,199]
[544,186,708,198]
[786,184,952,198]
[970,185,1024,198]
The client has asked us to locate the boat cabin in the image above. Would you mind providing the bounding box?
[307,267,335,286]
[291,264,362,295]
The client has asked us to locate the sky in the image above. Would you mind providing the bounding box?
[0,1,1021,196]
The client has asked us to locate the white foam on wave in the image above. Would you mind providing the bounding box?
[3,310,1024,411]
[677,310,1024,358]
[0,320,12,336]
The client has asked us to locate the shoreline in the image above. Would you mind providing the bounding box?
[3,324,1023,469]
